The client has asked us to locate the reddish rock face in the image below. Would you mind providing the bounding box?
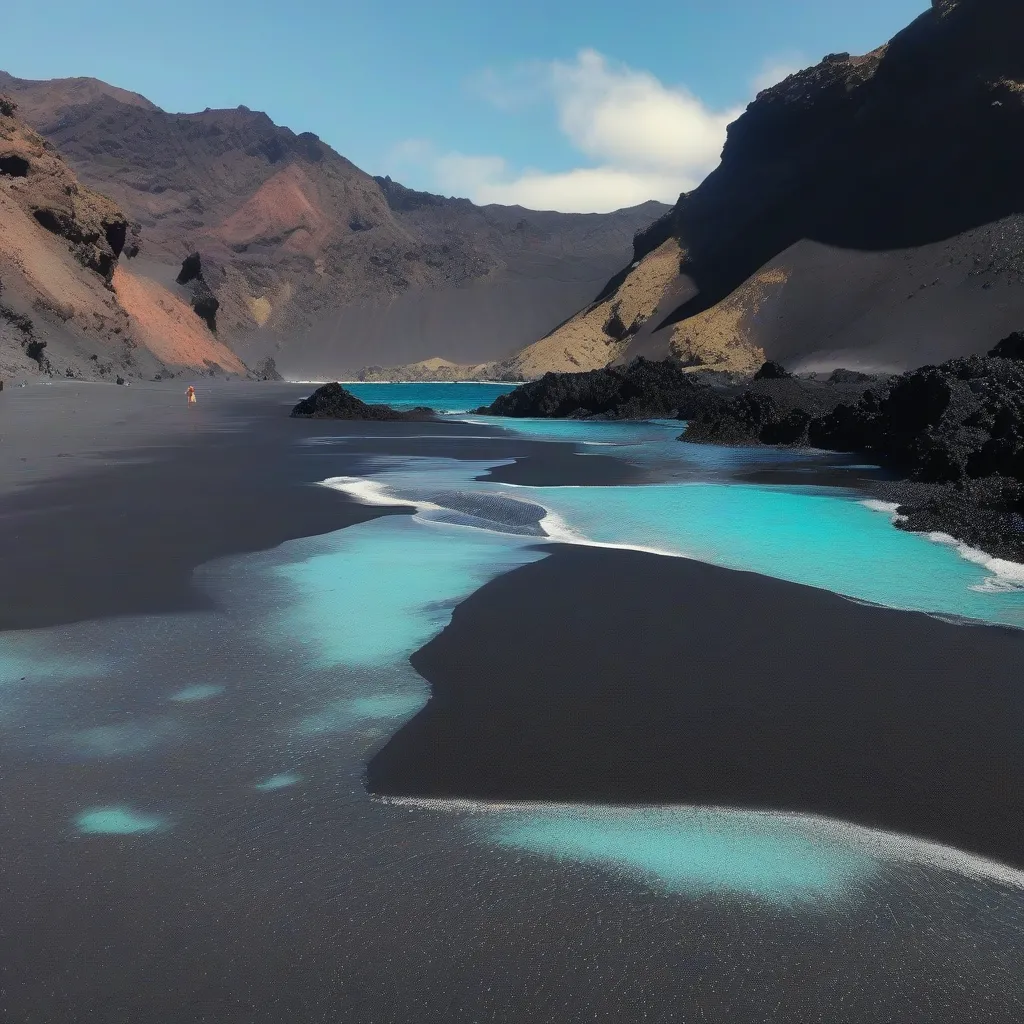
[0,95,129,283]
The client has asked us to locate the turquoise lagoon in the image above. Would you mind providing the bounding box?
[345,382,516,414]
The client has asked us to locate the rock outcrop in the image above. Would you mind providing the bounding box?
[513,0,1024,375]
[477,357,739,420]
[0,97,128,282]
[176,252,220,332]
[290,382,433,420]
[0,94,249,382]
[682,365,891,446]
[683,342,1024,561]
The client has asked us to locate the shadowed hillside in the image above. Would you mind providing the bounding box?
[515,0,1024,376]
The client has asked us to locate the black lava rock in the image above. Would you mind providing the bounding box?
[690,350,1024,559]
[476,357,738,420]
[989,331,1024,361]
[683,371,887,446]
[753,360,791,380]
[290,382,434,420]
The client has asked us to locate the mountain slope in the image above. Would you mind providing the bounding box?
[518,0,1024,376]
[0,94,242,382]
[0,71,667,379]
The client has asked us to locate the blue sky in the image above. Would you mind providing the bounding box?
[2,0,928,211]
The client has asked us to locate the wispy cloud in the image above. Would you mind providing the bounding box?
[392,49,806,213]
[752,55,805,94]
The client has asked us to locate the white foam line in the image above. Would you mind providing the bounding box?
[374,796,1024,891]
[320,476,437,512]
[540,509,684,559]
[860,499,905,518]
[861,500,1024,592]
[927,533,1024,593]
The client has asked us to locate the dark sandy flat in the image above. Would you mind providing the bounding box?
[368,545,1024,868]
[4,383,1024,1023]
[0,382,634,629]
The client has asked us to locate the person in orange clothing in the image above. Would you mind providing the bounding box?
[186,385,197,405]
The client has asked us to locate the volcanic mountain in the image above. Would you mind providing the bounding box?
[514,0,1024,377]
[0,93,244,382]
[0,71,667,380]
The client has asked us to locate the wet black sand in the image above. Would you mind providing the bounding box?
[0,383,631,630]
[5,385,1024,1022]
[369,545,1024,869]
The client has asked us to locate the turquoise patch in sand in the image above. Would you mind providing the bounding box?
[298,692,425,736]
[168,684,225,703]
[255,772,303,791]
[274,515,544,670]
[76,806,166,835]
[486,808,878,906]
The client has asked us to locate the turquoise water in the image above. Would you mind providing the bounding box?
[255,772,303,792]
[273,514,544,671]
[328,454,1024,629]
[345,382,516,414]
[534,483,1024,626]
[482,807,879,906]
[76,806,166,835]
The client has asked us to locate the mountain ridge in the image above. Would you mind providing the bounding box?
[0,70,668,380]
[0,92,243,382]
[520,0,1024,377]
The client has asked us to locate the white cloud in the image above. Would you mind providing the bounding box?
[752,56,805,94]
[550,50,737,178]
[437,161,687,212]
[395,50,805,213]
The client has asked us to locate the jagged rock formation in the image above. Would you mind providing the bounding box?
[0,70,667,379]
[0,93,135,380]
[176,252,220,332]
[683,342,1024,561]
[0,94,248,381]
[251,356,283,381]
[682,366,890,446]
[516,0,1024,375]
[477,357,739,420]
[290,381,433,420]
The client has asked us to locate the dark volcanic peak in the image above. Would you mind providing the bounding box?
[544,0,1024,377]
[659,0,1024,331]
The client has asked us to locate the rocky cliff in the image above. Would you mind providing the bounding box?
[518,0,1024,376]
[0,94,244,381]
[0,71,667,380]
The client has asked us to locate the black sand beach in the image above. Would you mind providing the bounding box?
[0,382,629,629]
[370,545,1024,869]
[4,382,1024,1023]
